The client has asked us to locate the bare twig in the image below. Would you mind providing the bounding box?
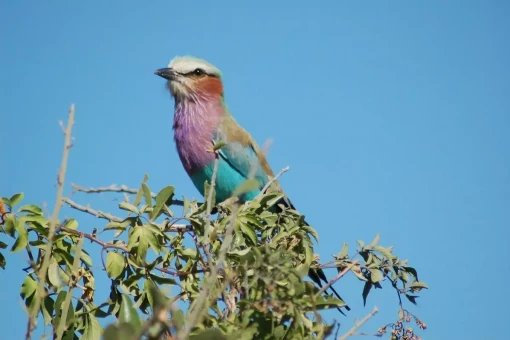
[315,261,359,299]
[71,183,185,206]
[27,104,75,340]
[63,198,190,232]
[338,306,379,340]
[258,166,290,198]
[63,197,123,222]
[206,156,219,217]
[58,226,129,252]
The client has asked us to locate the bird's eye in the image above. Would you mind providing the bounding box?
[193,68,205,76]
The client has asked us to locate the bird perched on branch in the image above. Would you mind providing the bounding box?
[154,56,350,314]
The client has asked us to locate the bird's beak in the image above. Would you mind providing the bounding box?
[154,68,177,80]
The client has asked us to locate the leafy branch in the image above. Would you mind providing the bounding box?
[0,106,428,340]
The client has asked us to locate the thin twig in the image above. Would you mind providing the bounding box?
[60,226,200,279]
[62,198,190,232]
[63,198,123,222]
[315,261,359,298]
[257,166,290,199]
[58,226,129,252]
[338,306,379,340]
[26,104,75,340]
[206,156,219,217]
[71,183,185,206]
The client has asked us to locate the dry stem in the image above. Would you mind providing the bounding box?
[26,104,75,339]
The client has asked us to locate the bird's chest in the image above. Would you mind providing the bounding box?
[173,125,216,175]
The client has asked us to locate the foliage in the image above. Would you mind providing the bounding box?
[0,183,427,340]
[0,107,428,339]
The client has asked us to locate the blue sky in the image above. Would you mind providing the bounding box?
[1,0,509,338]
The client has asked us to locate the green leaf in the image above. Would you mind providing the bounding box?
[82,313,102,340]
[403,266,419,280]
[232,179,259,198]
[128,226,158,260]
[119,294,142,333]
[369,233,380,247]
[133,177,148,209]
[409,281,429,291]
[20,214,48,228]
[48,258,61,288]
[0,252,5,269]
[43,296,55,326]
[362,281,372,306]
[179,247,198,259]
[104,217,135,232]
[152,186,175,220]
[369,269,384,283]
[336,242,349,260]
[240,223,257,245]
[119,202,139,214]
[405,294,419,305]
[190,328,227,340]
[314,295,348,310]
[63,219,78,230]
[4,214,16,237]
[301,224,319,243]
[103,323,136,340]
[142,183,152,206]
[80,248,93,267]
[106,251,126,279]
[53,248,74,267]
[11,219,28,252]
[20,275,37,299]
[144,279,168,311]
[171,309,184,331]
[149,274,176,286]
[9,192,24,207]
[1,197,12,210]
[227,248,252,257]
[373,246,393,261]
[259,192,284,208]
[18,204,43,215]
[0,241,7,249]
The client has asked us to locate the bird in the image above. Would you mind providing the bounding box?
[154,56,350,314]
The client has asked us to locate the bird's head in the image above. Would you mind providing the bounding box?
[155,56,223,101]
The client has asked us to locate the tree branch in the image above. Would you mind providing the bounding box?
[62,198,190,232]
[58,226,129,252]
[315,261,359,299]
[63,197,123,222]
[71,183,185,206]
[338,306,379,340]
[27,104,75,340]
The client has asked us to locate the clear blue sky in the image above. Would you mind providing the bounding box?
[2,1,509,339]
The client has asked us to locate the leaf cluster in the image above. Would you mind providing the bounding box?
[0,180,428,340]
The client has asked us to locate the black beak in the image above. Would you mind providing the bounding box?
[154,68,176,80]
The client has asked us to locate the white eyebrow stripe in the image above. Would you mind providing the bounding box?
[169,56,222,77]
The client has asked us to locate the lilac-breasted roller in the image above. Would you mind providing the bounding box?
[154,56,350,314]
